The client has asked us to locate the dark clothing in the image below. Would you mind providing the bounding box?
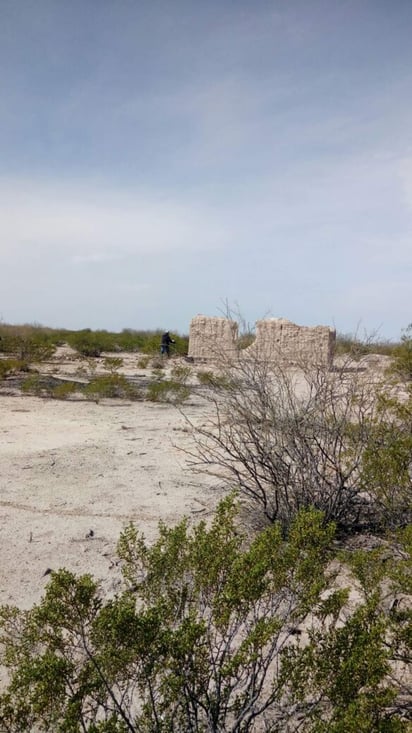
[160,332,175,356]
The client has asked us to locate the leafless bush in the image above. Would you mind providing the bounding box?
[184,348,411,534]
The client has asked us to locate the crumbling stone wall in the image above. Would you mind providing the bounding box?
[188,316,238,360]
[243,318,335,366]
[188,315,335,365]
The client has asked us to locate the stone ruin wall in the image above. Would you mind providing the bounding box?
[188,316,335,366]
[188,316,238,360]
[243,318,335,366]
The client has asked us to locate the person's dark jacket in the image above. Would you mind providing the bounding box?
[161,332,174,346]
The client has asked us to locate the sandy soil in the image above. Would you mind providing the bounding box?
[0,349,218,609]
[0,347,392,611]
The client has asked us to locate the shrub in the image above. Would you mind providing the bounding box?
[83,374,139,400]
[0,498,409,732]
[335,331,396,358]
[196,369,232,388]
[146,377,190,404]
[116,329,189,354]
[137,355,151,369]
[150,357,165,370]
[390,324,412,380]
[237,331,255,350]
[103,357,123,374]
[20,374,44,395]
[67,330,115,357]
[0,323,189,359]
[186,351,411,533]
[0,358,23,379]
[52,382,79,400]
[359,387,412,529]
[170,364,191,382]
[0,329,55,367]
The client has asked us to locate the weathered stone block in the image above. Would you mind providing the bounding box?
[243,318,335,366]
[188,316,238,360]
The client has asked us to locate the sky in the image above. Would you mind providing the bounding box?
[1,0,411,339]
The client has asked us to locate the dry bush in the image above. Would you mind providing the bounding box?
[184,348,412,534]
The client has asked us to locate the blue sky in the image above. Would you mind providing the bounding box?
[1,0,411,338]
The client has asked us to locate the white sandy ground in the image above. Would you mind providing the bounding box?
[0,349,221,609]
[0,348,394,611]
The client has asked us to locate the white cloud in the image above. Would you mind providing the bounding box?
[0,156,410,338]
[71,253,122,265]
[398,156,412,212]
[0,179,227,261]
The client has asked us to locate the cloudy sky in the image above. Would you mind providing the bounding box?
[1,0,411,338]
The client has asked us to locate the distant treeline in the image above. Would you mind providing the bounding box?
[0,321,407,360]
[0,323,189,358]
[335,332,399,356]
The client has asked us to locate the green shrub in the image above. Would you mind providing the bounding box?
[0,323,189,359]
[335,332,396,358]
[20,374,44,395]
[237,332,255,350]
[170,364,191,382]
[390,324,412,380]
[170,332,189,356]
[67,330,115,357]
[359,387,412,528]
[0,358,22,379]
[52,382,79,400]
[0,499,409,732]
[0,332,17,354]
[137,355,151,369]
[146,378,190,404]
[196,370,232,388]
[83,374,139,400]
[197,369,214,385]
[103,357,123,374]
[0,333,54,368]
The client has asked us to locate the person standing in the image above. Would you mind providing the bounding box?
[160,331,175,357]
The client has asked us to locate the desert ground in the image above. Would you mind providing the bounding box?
[0,348,220,610]
[1,346,410,725]
[0,346,393,612]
